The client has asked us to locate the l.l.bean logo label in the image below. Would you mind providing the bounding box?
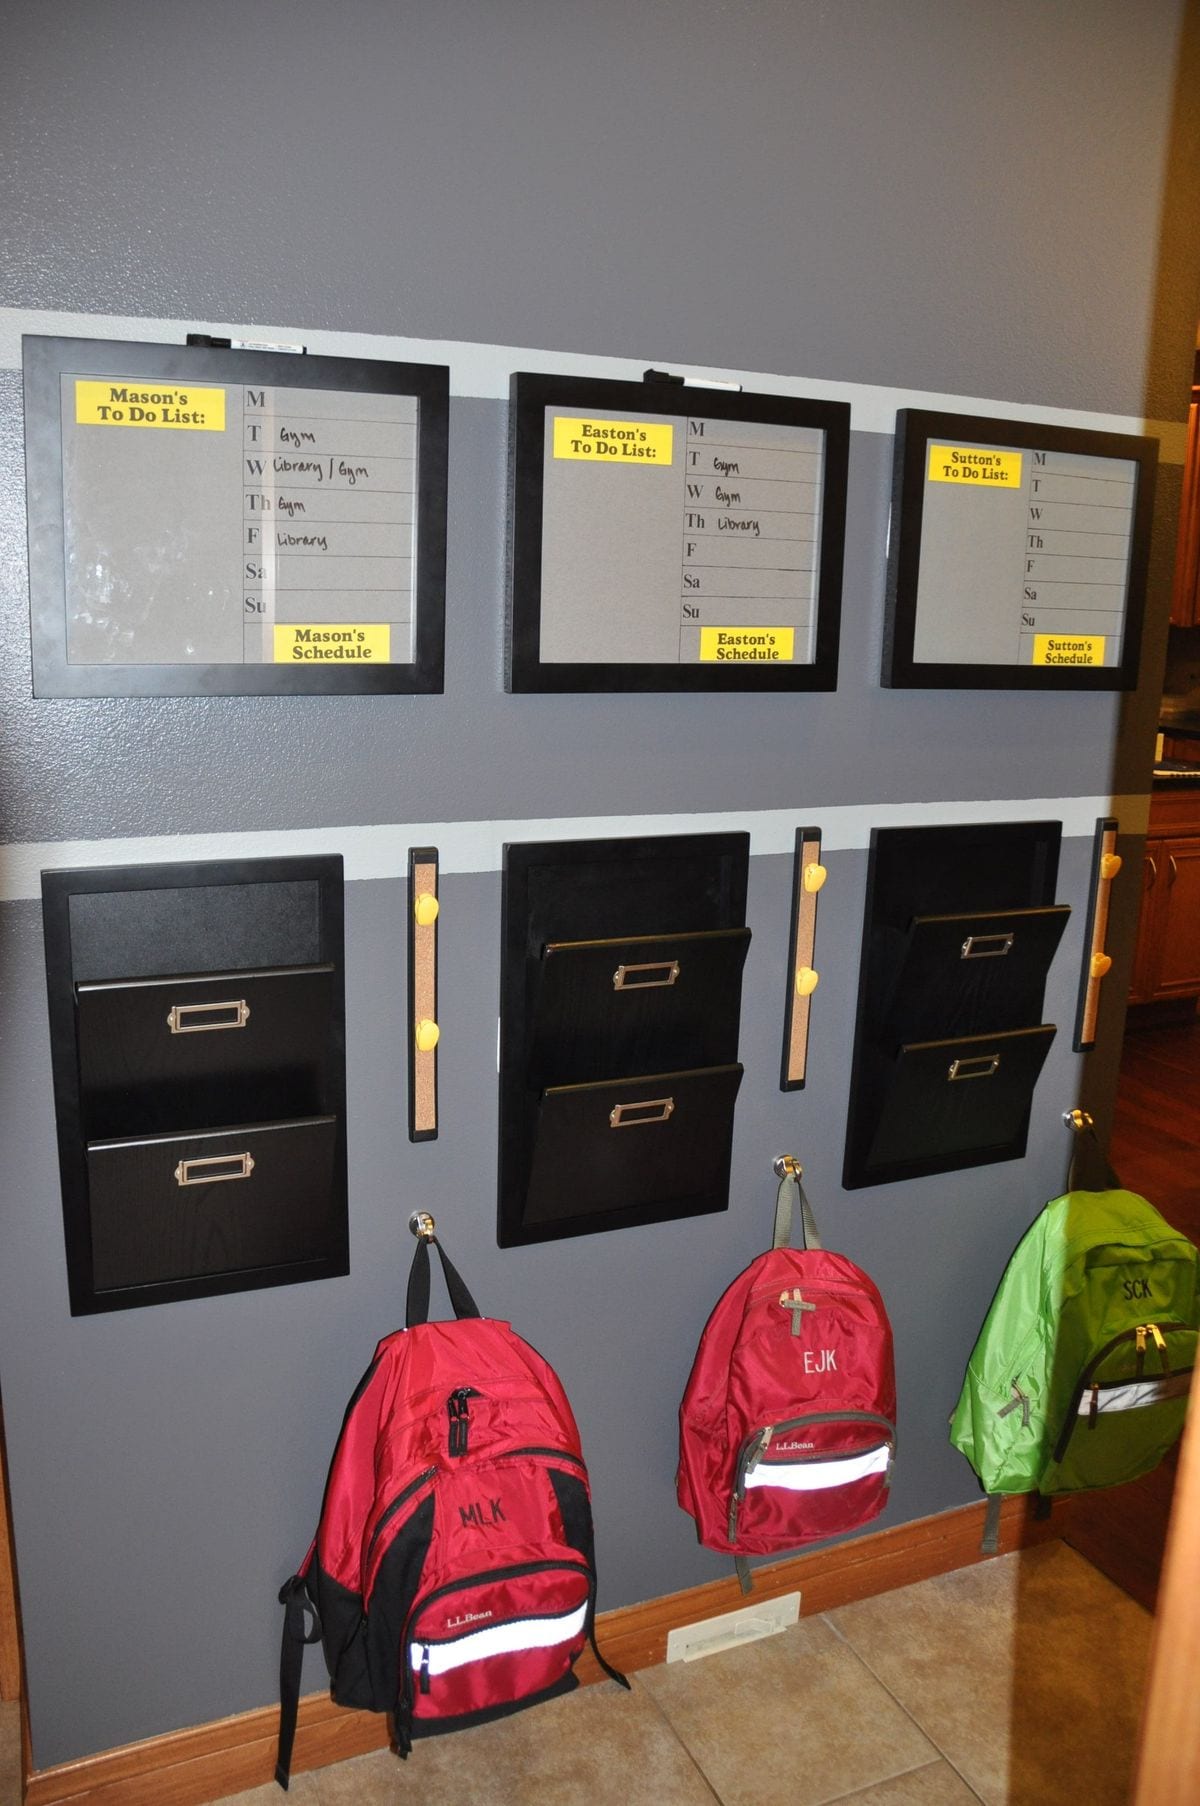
[552,416,674,464]
[75,379,226,431]
[928,444,1022,487]
[273,624,391,663]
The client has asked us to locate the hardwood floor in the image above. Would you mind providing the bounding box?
[1065,1014,1200,1609]
[1109,1019,1200,1241]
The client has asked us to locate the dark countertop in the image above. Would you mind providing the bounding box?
[1157,715,1200,791]
[1158,715,1200,741]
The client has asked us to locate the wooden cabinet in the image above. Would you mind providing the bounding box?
[1169,378,1200,627]
[1130,791,1200,1004]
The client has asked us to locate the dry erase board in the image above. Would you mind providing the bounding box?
[883,409,1157,690]
[507,373,849,692]
[23,336,448,696]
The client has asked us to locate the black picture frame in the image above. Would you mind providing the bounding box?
[24,335,448,697]
[882,409,1157,691]
[507,372,849,693]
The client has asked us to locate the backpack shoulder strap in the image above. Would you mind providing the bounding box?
[771,1160,822,1252]
[406,1223,482,1327]
[1065,1110,1121,1193]
[276,1564,322,1789]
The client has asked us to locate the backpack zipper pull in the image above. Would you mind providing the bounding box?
[998,1380,1031,1428]
[1149,1323,1170,1373]
[419,1644,431,1695]
[1135,1325,1147,1378]
[746,1426,772,1477]
[446,1388,473,1457]
[729,1428,772,1542]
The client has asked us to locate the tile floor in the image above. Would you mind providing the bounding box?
[0,1542,1154,1806]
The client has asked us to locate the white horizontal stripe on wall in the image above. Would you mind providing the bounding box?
[0,793,1150,904]
[0,308,1186,457]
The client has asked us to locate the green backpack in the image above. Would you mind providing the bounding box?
[950,1185,1199,1502]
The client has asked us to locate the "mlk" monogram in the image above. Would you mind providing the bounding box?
[459,1497,506,1529]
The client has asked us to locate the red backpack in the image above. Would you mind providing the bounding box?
[276,1224,627,1788]
[677,1164,896,1587]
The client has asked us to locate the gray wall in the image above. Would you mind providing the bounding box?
[1,0,1197,1771]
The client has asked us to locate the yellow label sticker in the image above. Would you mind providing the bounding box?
[699,627,795,663]
[928,444,1022,487]
[75,379,226,431]
[552,417,674,464]
[273,624,391,664]
[1031,634,1106,668]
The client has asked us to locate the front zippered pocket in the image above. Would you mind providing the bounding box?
[368,1441,587,1592]
[401,1558,592,1730]
[728,1409,896,1548]
[1049,1319,1195,1490]
[1053,1322,1193,1460]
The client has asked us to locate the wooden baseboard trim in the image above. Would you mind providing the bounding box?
[1,1417,24,1704]
[24,1494,1062,1806]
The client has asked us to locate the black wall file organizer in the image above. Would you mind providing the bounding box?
[843,822,1068,1189]
[42,856,347,1313]
[498,833,750,1246]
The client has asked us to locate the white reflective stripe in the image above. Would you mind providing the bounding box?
[413,1602,588,1675]
[1078,1374,1191,1415]
[744,1444,891,1492]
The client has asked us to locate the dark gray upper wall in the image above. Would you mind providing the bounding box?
[0,1,1191,417]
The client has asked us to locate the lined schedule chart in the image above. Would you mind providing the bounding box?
[679,417,823,665]
[1013,449,1137,667]
[24,335,447,696]
[884,408,1156,690]
[240,386,417,666]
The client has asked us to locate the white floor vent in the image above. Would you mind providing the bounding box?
[664,1590,801,1663]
